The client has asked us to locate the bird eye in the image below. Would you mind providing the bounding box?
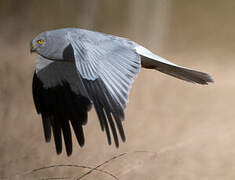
[37,39,44,45]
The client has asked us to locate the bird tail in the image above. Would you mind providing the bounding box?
[135,46,214,85]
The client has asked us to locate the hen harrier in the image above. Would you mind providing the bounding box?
[30,28,213,156]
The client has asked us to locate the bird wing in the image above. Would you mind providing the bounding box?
[67,32,141,147]
[33,55,92,156]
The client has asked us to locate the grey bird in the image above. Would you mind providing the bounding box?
[30,28,213,156]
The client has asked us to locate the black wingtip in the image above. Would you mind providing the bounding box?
[66,148,73,157]
[82,78,127,148]
[41,115,52,142]
[32,72,92,156]
[70,119,85,147]
[61,122,73,157]
[56,149,62,155]
[52,128,62,155]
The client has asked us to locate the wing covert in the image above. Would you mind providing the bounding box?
[67,32,141,146]
[67,32,141,109]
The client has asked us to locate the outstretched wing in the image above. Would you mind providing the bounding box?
[67,32,141,147]
[33,55,92,156]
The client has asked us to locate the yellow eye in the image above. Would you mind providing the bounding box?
[37,39,44,45]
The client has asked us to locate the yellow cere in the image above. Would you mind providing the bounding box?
[37,39,44,45]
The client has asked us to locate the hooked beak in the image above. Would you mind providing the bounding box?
[30,40,36,54]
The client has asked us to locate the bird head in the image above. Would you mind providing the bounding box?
[30,32,48,55]
[30,30,70,61]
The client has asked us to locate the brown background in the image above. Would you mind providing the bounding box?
[0,0,234,179]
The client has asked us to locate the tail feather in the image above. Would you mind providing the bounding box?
[135,45,214,85]
[152,60,214,85]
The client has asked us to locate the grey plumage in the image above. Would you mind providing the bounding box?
[30,28,213,156]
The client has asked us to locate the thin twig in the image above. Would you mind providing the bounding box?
[1,164,118,180]
[76,153,127,180]
[31,164,118,180]
[1,149,168,180]
[40,177,71,180]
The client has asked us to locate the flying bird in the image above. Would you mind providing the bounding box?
[30,28,213,156]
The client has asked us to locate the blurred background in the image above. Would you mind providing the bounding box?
[0,0,234,179]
